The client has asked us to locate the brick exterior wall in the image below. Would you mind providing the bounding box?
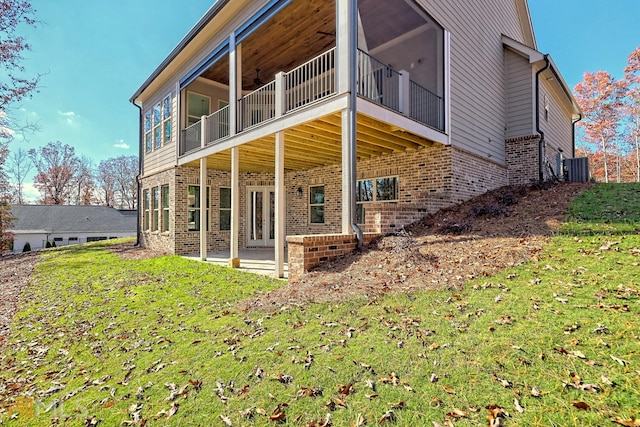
[286,232,380,282]
[139,143,518,255]
[505,134,542,185]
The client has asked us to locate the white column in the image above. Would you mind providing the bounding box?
[199,156,207,261]
[275,71,286,117]
[337,0,358,234]
[399,70,410,115]
[274,132,285,278]
[229,34,241,136]
[229,146,240,268]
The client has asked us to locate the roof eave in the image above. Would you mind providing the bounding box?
[129,0,231,104]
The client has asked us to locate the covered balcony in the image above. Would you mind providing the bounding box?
[178,0,446,158]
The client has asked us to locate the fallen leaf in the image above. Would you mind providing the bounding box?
[611,417,640,426]
[486,404,509,427]
[351,413,366,427]
[514,398,524,413]
[442,386,456,395]
[446,408,468,418]
[389,401,406,409]
[219,414,233,426]
[610,355,629,366]
[379,410,395,424]
[572,402,590,411]
[166,402,179,419]
[269,403,287,422]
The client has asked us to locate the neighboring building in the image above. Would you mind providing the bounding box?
[9,205,137,253]
[130,0,581,280]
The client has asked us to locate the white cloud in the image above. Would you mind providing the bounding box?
[58,110,77,125]
[114,139,130,150]
[16,183,40,204]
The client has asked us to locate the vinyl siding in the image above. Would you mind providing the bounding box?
[540,77,573,169]
[420,0,525,163]
[504,49,533,139]
[142,87,178,177]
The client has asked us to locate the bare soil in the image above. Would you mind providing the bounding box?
[242,182,593,310]
[0,183,592,341]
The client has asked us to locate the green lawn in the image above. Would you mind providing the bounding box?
[1,183,639,426]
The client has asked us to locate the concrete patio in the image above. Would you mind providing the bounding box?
[184,249,288,279]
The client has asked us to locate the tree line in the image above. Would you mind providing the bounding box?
[574,46,640,183]
[6,141,138,208]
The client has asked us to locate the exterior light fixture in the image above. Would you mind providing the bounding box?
[297,187,303,198]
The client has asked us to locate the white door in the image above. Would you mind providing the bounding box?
[247,186,275,247]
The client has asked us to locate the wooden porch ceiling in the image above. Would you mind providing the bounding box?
[183,113,435,173]
[202,0,336,91]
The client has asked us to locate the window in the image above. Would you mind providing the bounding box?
[152,187,160,231]
[219,187,231,231]
[68,237,78,242]
[161,185,170,232]
[188,185,210,231]
[356,177,398,224]
[144,94,172,153]
[87,237,108,242]
[309,185,325,224]
[53,237,63,242]
[187,92,210,126]
[143,189,150,230]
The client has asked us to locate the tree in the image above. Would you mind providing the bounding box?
[0,0,40,247]
[624,46,640,182]
[70,155,95,205]
[0,0,41,142]
[96,155,138,209]
[6,146,33,203]
[29,141,80,204]
[574,71,626,183]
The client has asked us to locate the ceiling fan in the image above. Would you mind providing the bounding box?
[253,68,262,86]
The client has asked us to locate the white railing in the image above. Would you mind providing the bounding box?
[238,80,276,131]
[181,121,201,154]
[285,47,336,112]
[179,47,446,156]
[205,104,230,145]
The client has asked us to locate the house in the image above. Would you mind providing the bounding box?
[130,0,581,280]
[9,205,137,253]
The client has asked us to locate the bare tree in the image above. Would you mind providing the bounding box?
[28,141,80,204]
[70,155,95,205]
[113,155,138,209]
[96,158,117,207]
[6,146,33,203]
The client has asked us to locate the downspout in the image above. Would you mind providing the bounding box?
[130,100,143,247]
[348,0,363,250]
[571,114,582,158]
[535,54,550,183]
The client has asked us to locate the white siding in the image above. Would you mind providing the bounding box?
[504,49,533,139]
[420,0,525,163]
[540,77,573,174]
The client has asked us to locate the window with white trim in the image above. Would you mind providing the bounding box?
[219,187,231,231]
[143,189,150,230]
[188,185,210,232]
[356,176,398,224]
[152,187,159,231]
[161,185,170,232]
[145,94,172,153]
[309,185,325,224]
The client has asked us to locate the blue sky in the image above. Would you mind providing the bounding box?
[9,0,640,201]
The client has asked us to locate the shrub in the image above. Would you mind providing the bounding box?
[51,241,57,248]
[22,242,31,252]
[45,241,52,248]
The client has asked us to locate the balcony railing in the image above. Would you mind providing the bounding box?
[357,49,444,131]
[238,81,276,132]
[180,47,444,156]
[285,48,335,112]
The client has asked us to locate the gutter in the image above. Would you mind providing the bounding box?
[571,114,582,158]
[131,101,143,247]
[347,0,363,251]
[535,54,550,183]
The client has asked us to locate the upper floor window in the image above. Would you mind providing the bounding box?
[145,94,172,153]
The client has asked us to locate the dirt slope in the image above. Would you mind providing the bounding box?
[243,182,592,310]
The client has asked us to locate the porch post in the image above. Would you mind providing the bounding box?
[229,33,241,136]
[199,155,207,261]
[274,131,285,278]
[229,146,240,268]
[337,0,358,234]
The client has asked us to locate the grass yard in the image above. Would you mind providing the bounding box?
[0,183,639,426]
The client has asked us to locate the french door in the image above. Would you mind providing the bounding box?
[247,186,275,247]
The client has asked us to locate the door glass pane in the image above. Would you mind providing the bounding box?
[269,191,275,240]
[250,191,263,241]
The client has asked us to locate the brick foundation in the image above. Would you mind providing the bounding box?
[286,232,380,282]
[505,134,542,185]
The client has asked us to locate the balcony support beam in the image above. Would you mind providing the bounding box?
[229,33,241,137]
[274,131,285,278]
[229,146,240,268]
[199,156,207,261]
